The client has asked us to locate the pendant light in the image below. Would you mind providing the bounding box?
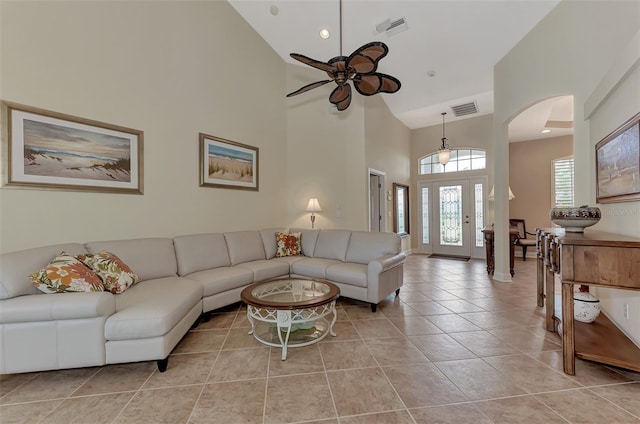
[438,112,451,166]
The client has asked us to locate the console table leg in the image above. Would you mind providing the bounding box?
[545,271,555,332]
[537,256,544,307]
[562,282,576,375]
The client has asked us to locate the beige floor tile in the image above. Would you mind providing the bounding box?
[590,382,640,417]
[268,344,325,376]
[536,388,640,423]
[378,301,422,317]
[322,320,361,342]
[416,289,460,301]
[436,299,486,313]
[113,385,202,424]
[189,379,265,424]
[457,311,520,330]
[144,352,217,389]
[208,347,269,382]
[351,319,403,339]
[387,315,443,336]
[483,354,579,393]
[408,334,476,362]
[334,305,349,321]
[410,404,491,424]
[173,328,228,353]
[72,362,156,396]
[196,312,236,330]
[339,410,414,423]
[343,305,382,320]
[0,400,62,424]
[319,340,377,370]
[383,363,467,407]
[474,395,566,423]
[529,350,633,386]
[449,331,521,357]
[264,373,336,423]
[327,368,403,416]
[0,372,37,398]
[425,314,483,333]
[231,312,251,328]
[0,368,98,404]
[41,392,133,424]
[435,358,527,400]
[398,291,432,302]
[221,328,265,349]
[488,327,561,353]
[405,301,454,315]
[365,338,429,366]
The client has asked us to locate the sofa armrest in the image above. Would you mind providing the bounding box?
[0,292,115,324]
[368,253,406,275]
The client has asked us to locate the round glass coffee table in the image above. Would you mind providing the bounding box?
[240,277,340,360]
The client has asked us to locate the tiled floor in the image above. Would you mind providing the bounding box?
[2,255,639,424]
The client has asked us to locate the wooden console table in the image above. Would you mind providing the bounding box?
[536,228,640,375]
[481,226,518,277]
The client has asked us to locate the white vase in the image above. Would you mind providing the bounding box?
[573,291,601,323]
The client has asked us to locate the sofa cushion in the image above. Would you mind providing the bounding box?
[0,292,115,324]
[173,233,230,276]
[183,267,253,296]
[313,230,352,261]
[235,260,290,282]
[345,232,400,265]
[30,252,105,294]
[78,251,138,294]
[224,231,266,265]
[104,277,202,341]
[1,243,89,300]
[326,263,368,288]
[275,232,302,257]
[85,238,177,282]
[290,228,320,257]
[259,228,288,259]
[291,258,342,279]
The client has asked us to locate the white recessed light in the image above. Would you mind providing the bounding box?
[541,129,552,134]
[269,5,279,16]
[319,28,330,39]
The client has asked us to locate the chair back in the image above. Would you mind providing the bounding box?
[509,219,527,239]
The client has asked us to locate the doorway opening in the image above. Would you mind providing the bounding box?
[368,169,386,232]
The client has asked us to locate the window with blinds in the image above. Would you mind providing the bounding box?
[553,156,574,207]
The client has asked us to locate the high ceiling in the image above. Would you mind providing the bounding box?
[229,0,571,140]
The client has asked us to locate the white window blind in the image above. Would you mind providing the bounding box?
[553,157,574,207]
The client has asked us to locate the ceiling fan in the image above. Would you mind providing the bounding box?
[286,0,401,111]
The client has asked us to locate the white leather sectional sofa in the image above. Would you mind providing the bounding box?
[0,228,405,375]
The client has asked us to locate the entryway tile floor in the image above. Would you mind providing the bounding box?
[2,255,639,423]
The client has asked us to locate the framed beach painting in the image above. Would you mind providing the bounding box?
[596,112,640,203]
[199,133,259,191]
[2,102,143,194]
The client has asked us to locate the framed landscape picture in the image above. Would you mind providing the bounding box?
[596,112,640,203]
[2,101,143,194]
[199,133,259,191]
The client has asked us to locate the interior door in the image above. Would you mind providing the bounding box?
[434,180,472,257]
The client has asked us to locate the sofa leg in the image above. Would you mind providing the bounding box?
[190,315,202,330]
[370,303,377,313]
[395,288,400,296]
[157,357,169,373]
[202,312,211,322]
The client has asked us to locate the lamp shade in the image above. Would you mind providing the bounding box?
[305,198,322,212]
[438,149,450,165]
[488,186,515,200]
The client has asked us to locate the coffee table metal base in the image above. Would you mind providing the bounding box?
[246,301,337,360]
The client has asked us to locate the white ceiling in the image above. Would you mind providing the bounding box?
[229,0,571,141]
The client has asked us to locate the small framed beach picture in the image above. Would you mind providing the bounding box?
[199,133,259,191]
[596,112,640,203]
[2,101,143,194]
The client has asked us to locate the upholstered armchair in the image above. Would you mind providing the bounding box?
[509,219,537,260]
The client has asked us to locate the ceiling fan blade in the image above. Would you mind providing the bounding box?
[329,84,352,111]
[290,53,337,73]
[346,42,389,74]
[353,73,401,96]
[286,80,333,97]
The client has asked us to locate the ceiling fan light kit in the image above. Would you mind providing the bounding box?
[286,0,401,111]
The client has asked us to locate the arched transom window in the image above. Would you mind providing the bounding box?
[419,148,486,174]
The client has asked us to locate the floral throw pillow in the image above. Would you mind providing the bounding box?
[29,252,104,294]
[275,232,302,257]
[78,251,139,294]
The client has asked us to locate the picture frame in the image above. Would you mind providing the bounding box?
[199,133,259,191]
[2,101,143,194]
[596,112,640,203]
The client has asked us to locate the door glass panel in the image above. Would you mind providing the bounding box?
[439,185,462,246]
[421,187,429,244]
[474,183,484,247]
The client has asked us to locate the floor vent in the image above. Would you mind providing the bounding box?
[451,101,478,117]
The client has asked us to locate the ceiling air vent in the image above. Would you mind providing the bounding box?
[451,101,478,117]
[375,17,409,37]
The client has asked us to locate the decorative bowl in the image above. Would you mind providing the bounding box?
[549,205,601,233]
[573,291,601,323]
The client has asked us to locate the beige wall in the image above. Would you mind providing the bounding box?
[495,0,640,342]
[509,135,573,233]
[0,1,287,253]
